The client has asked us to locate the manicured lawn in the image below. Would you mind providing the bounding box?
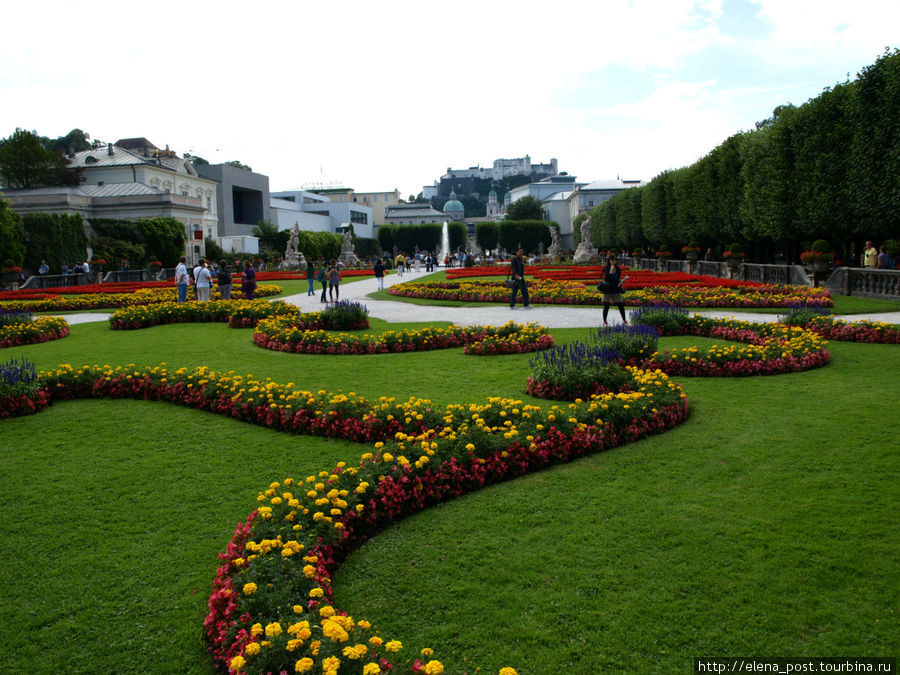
[1,317,897,673]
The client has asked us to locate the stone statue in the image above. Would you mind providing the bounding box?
[339,227,359,266]
[580,216,593,244]
[573,215,598,264]
[283,223,305,271]
[548,226,561,259]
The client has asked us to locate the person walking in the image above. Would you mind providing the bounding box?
[327,260,341,302]
[217,260,232,299]
[241,260,257,300]
[374,257,385,290]
[509,247,531,309]
[175,256,189,303]
[395,253,405,277]
[306,261,316,296]
[601,257,628,325]
[317,260,328,303]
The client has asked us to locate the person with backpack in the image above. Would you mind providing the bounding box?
[217,260,232,299]
[327,260,341,302]
[317,260,328,303]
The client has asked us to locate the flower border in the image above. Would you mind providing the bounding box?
[253,319,555,356]
[0,315,70,348]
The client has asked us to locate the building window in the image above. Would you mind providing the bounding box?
[350,210,367,224]
[589,200,594,207]
[207,197,211,210]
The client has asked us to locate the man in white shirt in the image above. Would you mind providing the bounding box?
[175,256,189,303]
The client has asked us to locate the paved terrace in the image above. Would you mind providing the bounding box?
[57,269,900,327]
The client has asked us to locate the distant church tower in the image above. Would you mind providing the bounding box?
[486,183,500,217]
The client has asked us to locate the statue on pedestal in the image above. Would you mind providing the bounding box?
[573,215,598,264]
[284,223,306,270]
[548,226,561,260]
[339,227,359,266]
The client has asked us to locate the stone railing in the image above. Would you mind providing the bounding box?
[825,268,900,300]
[19,273,96,290]
[622,257,807,285]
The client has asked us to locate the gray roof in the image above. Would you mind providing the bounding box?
[69,146,160,169]
[4,183,164,198]
[581,179,645,191]
[385,204,446,217]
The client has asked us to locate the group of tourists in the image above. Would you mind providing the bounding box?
[173,257,257,303]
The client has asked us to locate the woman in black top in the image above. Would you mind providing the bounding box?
[601,258,627,325]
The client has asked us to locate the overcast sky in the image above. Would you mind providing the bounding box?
[2,0,896,198]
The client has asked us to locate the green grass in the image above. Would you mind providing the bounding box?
[1,318,897,673]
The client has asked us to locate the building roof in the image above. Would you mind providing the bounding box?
[3,183,164,198]
[385,204,446,218]
[69,145,160,169]
[581,179,645,191]
[114,137,159,152]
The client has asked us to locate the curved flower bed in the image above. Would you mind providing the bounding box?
[800,316,900,344]
[253,319,554,356]
[109,300,302,330]
[446,265,766,290]
[202,367,687,674]
[389,279,833,308]
[0,315,69,348]
[0,285,282,312]
[635,314,831,377]
[19,360,687,673]
[1,356,51,418]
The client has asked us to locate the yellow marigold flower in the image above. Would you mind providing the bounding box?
[303,564,316,578]
[292,604,305,615]
[294,657,314,673]
[229,655,246,671]
[286,638,303,652]
[382,452,394,462]
[369,636,383,646]
[265,622,283,638]
[385,639,402,652]
[357,619,371,629]
[309,587,324,598]
[322,656,341,671]
[319,605,336,618]
[250,623,264,637]
[424,661,445,674]
[363,664,381,675]
[499,669,519,675]
[244,641,261,656]
[242,583,258,596]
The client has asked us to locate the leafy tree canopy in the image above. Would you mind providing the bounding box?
[505,195,544,221]
[0,129,60,189]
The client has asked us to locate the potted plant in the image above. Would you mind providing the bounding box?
[90,257,106,273]
[682,242,701,262]
[800,240,833,273]
[723,243,745,264]
[2,259,22,287]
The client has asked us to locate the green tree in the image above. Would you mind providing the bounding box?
[224,160,252,171]
[0,197,25,267]
[22,212,88,271]
[475,222,499,252]
[44,129,93,154]
[498,221,553,253]
[0,129,59,188]
[505,195,544,221]
[251,219,284,253]
[137,218,186,265]
[377,225,396,254]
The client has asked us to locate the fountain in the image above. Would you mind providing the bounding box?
[436,221,450,266]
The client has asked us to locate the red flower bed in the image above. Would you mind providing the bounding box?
[445,265,765,290]
[0,388,52,418]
